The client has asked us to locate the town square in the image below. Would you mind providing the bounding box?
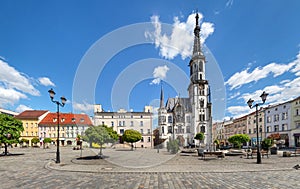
[1,0,300,188]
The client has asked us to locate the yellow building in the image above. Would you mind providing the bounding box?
[15,110,49,146]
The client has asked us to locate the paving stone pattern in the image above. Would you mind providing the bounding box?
[1,147,300,189]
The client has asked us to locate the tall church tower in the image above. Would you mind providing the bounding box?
[188,13,212,148]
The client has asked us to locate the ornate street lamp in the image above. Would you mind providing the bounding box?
[247,91,268,164]
[48,88,66,163]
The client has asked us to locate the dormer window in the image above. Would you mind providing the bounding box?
[61,118,65,122]
[53,118,57,122]
[72,118,76,122]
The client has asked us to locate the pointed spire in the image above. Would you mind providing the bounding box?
[160,81,164,109]
[193,12,202,55]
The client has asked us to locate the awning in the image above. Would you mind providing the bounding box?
[293,133,300,137]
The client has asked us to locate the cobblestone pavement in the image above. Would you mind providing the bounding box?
[1,147,300,189]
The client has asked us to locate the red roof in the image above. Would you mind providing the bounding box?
[39,113,93,126]
[15,110,48,120]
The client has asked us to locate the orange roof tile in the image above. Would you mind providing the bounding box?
[15,110,48,120]
[39,113,93,126]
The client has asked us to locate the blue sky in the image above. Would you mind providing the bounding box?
[1,0,300,123]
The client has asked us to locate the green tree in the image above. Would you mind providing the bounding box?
[228,134,250,149]
[19,138,29,147]
[43,138,52,148]
[122,129,142,151]
[0,114,23,155]
[83,125,111,157]
[262,138,273,151]
[102,125,119,142]
[167,139,179,154]
[194,132,205,147]
[31,137,40,146]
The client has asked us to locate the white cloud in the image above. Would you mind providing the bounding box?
[145,13,214,60]
[150,65,169,85]
[0,87,27,106]
[15,104,33,113]
[0,59,40,96]
[73,101,94,113]
[226,105,249,117]
[225,59,298,90]
[38,77,55,87]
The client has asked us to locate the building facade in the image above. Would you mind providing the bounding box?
[15,110,49,146]
[246,108,265,146]
[39,113,93,146]
[158,13,213,149]
[290,96,300,147]
[264,102,292,147]
[93,105,153,148]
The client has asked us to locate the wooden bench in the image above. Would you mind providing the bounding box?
[246,149,269,158]
[292,148,300,156]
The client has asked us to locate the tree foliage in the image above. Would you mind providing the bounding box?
[262,138,273,150]
[194,132,205,147]
[0,114,23,155]
[228,134,250,149]
[83,125,113,156]
[43,138,52,143]
[167,139,179,154]
[31,137,40,144]
[101,125,119,142]
[122,129,142,150]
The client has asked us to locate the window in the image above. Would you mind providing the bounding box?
[31,132,33,136]
[168,116,172,123]
[186,126,190,133]
[274,114,279,122]
[254,128,257,133]
[123,121,125,126]
[53,118,57,122]
[274,125,279,132]
[111,121,114,126]
[296,109,299,116]
[249,129,251,134]
[102,121,105,125]
[72,118,76,122]
[282,112,288,120]
[131,115,133,118]
[282,124,287,131]
[130,121,134,126]
[140,121,143,126]
[147,129,150,134]
[199,114,205,122]
[120,129,124,135]
[61,118,65,122]
[168,126,172,133]
[200,125,205,133]
[140,115,143,118]
[148,137,151,142]
[26,123,28,128]
[140,129,143,134]
[80,118,84,123]
[162,126,164,134]
[141,137,144,142]
[62,133,64,137]
[259,118,262,122]
[119,121,122,126]
[186,115,190,123]
[267,126,271,133]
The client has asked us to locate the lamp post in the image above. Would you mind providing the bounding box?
[48,88,67,164]
[247,91,268,164]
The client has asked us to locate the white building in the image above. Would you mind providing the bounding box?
[93,105,153,148]
[158,13,213,149]
[265,101,292,147]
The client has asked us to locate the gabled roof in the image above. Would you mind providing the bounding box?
[39,113,93,126]
[166,97,192,113]
[15,110,49,120]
